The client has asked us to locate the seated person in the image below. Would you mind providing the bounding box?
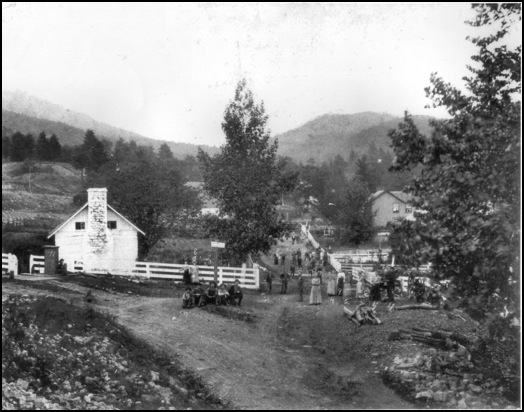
[192,283,205,306]
[228,279,243,306]
[57,259,67,276]
[216,283,230,306]
[202,281,217,306]
[182,287,193,309]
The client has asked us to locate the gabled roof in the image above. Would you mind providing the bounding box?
[47,203,145,239]
[369,190,412,204]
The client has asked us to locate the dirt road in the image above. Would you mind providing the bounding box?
[3,277,412,410]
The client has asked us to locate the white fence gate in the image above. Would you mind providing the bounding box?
[29,255,45,274]
[2,253,18,275]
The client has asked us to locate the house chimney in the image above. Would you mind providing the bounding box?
[86,188,109,258]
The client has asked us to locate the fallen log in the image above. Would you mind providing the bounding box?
[394,304,439,311]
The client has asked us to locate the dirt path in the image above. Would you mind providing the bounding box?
[3,277,413,410]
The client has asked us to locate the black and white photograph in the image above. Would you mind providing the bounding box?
[2,2,521,410]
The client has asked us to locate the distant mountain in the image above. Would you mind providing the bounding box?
[2,90,219,159]
[274,112,434,164]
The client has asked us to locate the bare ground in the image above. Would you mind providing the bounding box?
[2,277,413,410]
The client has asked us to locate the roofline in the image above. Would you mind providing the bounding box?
[107,204,145,235]
[47,203,145,238]
[48,203,88,238]
[370,190,411,204]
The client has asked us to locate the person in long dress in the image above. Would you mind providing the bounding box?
[309,275,322,305]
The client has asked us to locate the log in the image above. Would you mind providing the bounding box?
[395,304,439,311]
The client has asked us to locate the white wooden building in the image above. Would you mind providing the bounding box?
[48,188,144,273]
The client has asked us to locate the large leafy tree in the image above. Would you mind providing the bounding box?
[388,4,521,320]
[82,158,201,259]
[198,80,298,264]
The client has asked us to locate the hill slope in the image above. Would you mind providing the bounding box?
[274,112,434,164]
[2,90,219,159]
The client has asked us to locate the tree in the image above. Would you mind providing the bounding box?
[48,134,61,160]
[336,178,375,246]
[158,143,174,160]
[2,135,11,159]
[10,132,35,161]
[36,132,50,160]
[75,129,108,171]
[198,79,298,264]
[388,4,521,320]
[84,158,201,259]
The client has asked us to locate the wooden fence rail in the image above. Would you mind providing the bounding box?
[25,256,260,289]
[2,253,18,275]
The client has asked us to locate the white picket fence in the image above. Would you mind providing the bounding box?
[26,256,260,289]
[2,253,18,275]
[29,255,45,274]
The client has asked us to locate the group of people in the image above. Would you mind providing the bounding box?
[181,279,243,309]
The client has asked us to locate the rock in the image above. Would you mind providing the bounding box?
[84,394,93,403]
[430,380,441,390]
[469,384,482,394]
[150,371,160,382]
[415,390,434,400]
[15,379,29,391]
[457,399,467,408]
[141,394,157,403]
[433,391,448,402]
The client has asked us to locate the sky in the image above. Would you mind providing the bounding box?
[2,2,521,146]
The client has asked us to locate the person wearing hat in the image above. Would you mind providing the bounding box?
[229,279,243,307]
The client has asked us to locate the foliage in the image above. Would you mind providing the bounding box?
[335,178,375,246]
[83,158,201,259]
[198,79,298,264]
[73,129,109,171]
[388,4,521,320]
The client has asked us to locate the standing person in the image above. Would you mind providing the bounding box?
[297,254,302,270]
[266,270,273,294]
[182,265,192,285]
[229,279,243,306]
[57,259,67,276]
[309,276,322,305]
[281,253,286,266]
[280,271,289,294]
[304,251,310,266]
[386,267,397,303]
[191,265,200,285]
[273,253,279,265]
[322,251,328,268]
[337,274,344,297]
[317,267,323,285]
[292,252,297,267]
[297,272,304,302]
[290,263,296,278]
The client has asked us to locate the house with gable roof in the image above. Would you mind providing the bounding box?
[48,188,144,273]
[369,190,415,228]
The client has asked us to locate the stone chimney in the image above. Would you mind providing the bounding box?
[85,188,111,271]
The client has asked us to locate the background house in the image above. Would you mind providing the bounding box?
[185,182,220,215]
[48,188,144,273]
[369,190,415,228]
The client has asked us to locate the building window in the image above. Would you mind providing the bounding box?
[405,205,413,213]
[107,221,117,230]
[75,222,85,230]
[392,203,400,213]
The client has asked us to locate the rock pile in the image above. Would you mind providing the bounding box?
[384,348,517,409]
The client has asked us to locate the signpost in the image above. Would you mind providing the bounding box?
[211,241,225,283]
